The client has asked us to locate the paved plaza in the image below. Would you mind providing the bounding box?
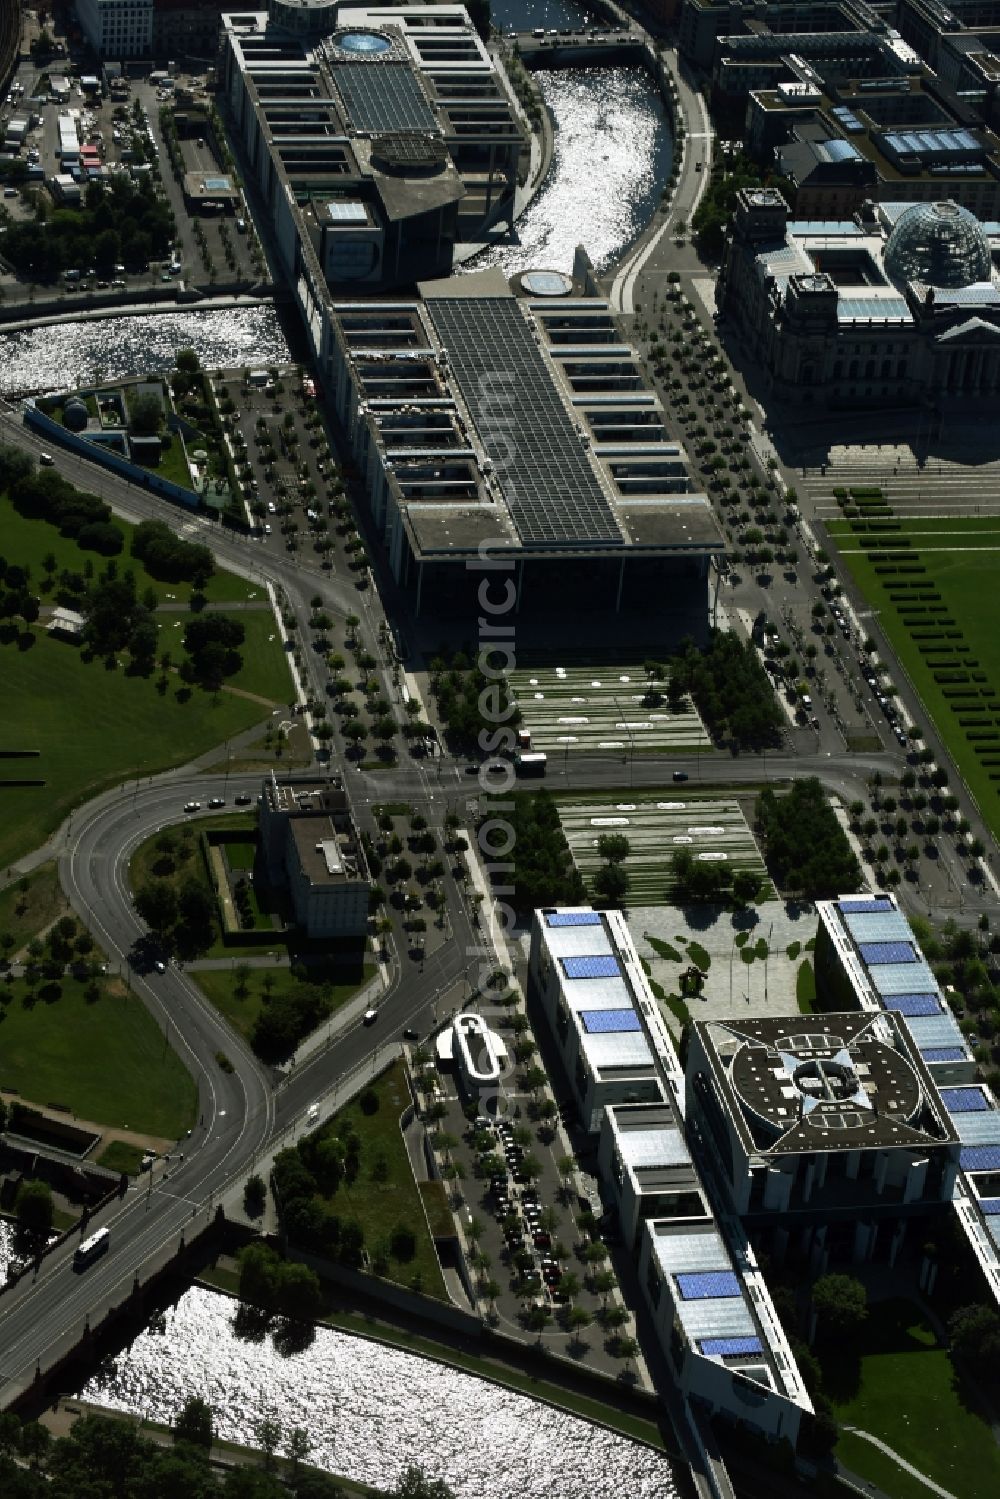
[629,899,819,1031]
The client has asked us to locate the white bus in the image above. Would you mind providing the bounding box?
[74,1226,110,1270]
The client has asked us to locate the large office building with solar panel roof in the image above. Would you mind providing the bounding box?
[528,906,813,1441]
[222,4,522,289]
[717,186,1000,406]
[325,266,724,619]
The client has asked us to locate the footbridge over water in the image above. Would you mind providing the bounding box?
[512,27,645,66]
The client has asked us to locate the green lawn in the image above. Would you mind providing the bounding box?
[828,515,1000,837]
[836,1431,942,1499]
[796,959,816,1013]
[824,1300,1000,1499]
[314,1058,447,1300]
[159,610,292,703]
[97,1140,149,1175]
[0,631,273,870]
[0,492,256,604]
[0,974,196,1137]
[192,960,372,1045]
[0,862,69,953]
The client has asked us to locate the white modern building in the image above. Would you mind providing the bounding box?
[76,0,154,58]
[815,892,1000,1297]
[530,907,810,1445]
[528,907,685,1133]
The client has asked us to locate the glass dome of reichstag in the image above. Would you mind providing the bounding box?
[883,200,993,288]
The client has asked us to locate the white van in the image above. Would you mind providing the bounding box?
[39,452,55,465]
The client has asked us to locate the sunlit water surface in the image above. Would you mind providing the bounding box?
[468,67,672,278]
[0,305,291,397]
[80,1286,678,1498]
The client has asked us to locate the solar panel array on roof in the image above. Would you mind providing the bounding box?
[425,296,622,547]
[978,1198,1000,1213]
[562,954,621,980]
[882,993,941,1017]
[580,1008,641,1034]
[330,61,438,134]
[837,296,912,323]
[699,1336,763,1357]
[860,941,915,965]
[936,284,1000,305]
[922,1046,966,1062]
[874,961,938,996]
[326,200,367,223]
[883,128,981,155]
[961,1145,1000,1170]
[545,911,602,928]
[677,1271,742,1301]
[940,1087,988,1112]
[839,897,894,913]
[790,220,864,234]
[831,106,864,132]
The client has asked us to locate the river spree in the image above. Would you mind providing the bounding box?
[0,304,292,398]
[469,66,672,279]
[81,1286,677,1498]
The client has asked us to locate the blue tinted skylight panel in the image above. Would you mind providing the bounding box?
[860,941,915,965]
[978,1198,1000,1212]
[922,1046,966,1062]
[562,954,621,979]
[546,911,602,927]
[961,1145,1000,1170]
[823,138,861,162]
[882,994,941,1017]
[844,912,911,943]
[580,1008,641,1034]
[873,961,938,996]
[677,1271,741,1301]
[954,1114,1000,1145]
[838,897,893,914]
[699,1336,763,1357]
[940,1087,988,1112]
[837,296,911,323]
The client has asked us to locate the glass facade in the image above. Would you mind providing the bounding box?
[884,200,993,288]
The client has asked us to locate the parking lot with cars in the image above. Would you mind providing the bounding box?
[423,1068,646,1378]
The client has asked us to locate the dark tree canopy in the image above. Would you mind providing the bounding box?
[756,781,861,898]
[481,789,584,911]
[672,632,783,750]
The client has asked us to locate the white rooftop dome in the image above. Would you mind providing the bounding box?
[884,200,992,289]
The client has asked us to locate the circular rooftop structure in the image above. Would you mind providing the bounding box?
[884,200,992,288]
[520,270,574,297]
[336,30,392,53]
[63,396,89,432]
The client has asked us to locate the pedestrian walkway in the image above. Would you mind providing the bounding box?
[842,1428,959,1499]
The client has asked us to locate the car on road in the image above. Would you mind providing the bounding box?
[672,770,689,782]
[402,1027,419,1040]
[39,452,55,466]
[267,500,276,513]
[264,523,272,535]
[183,801,201,812]
[363,1007,378,1025]
[464,763,479,775]
[234,792,252,805]
[208,797,225,808]
[153,959,166,973]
